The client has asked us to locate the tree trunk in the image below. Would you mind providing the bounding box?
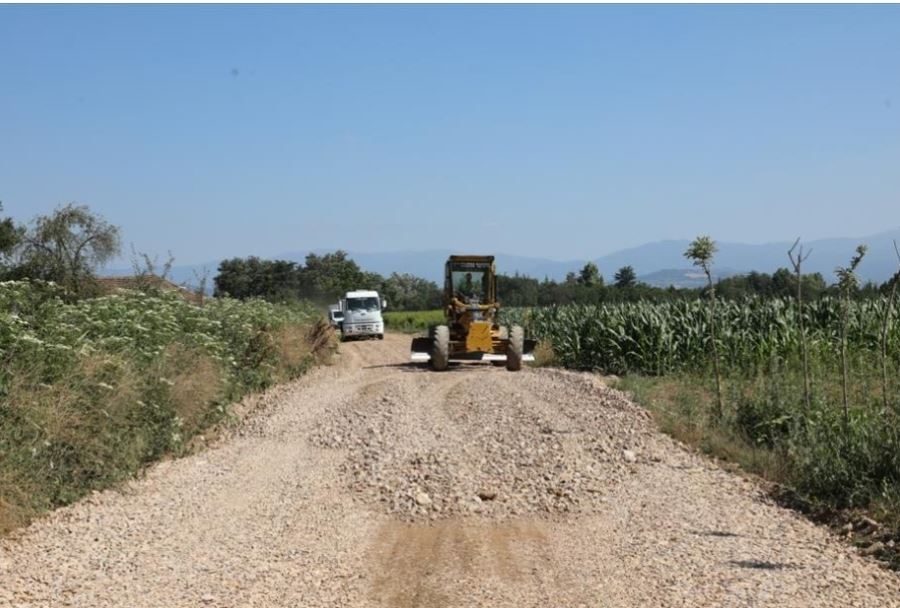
[840,295,850,430]
[796,269,811,411]
[882,279,898,413]
[707,270,724,421]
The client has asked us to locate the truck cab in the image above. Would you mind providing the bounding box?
[340,290,386,340]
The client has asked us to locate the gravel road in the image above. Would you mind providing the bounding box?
[2,333,898,607]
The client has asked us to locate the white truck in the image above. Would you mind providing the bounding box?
[340,290,386,340]
[328,304,344,329]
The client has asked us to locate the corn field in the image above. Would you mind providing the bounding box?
[505,298,900,377]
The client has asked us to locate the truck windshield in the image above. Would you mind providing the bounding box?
[346,297,380,312]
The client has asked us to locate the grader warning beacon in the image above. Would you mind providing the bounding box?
[410,255,535,371]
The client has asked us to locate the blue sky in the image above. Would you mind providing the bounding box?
[1,5,899,265]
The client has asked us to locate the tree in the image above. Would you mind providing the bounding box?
[380,273,442,310]
[497,273,541,307]
[771,267,795,298]
[0,202,23,272]
[684,235,723,420]
[14,203,121,297]
[213,257,301,301]
[578,262,602,287]
[613,265,637,289]
[300,251,366,301]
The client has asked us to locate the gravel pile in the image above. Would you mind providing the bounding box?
[311,368,673,520]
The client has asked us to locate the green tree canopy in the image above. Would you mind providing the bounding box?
[0,203,23,269]
[300,251,369,301]
[684,235,717,276]
[214,257,301,301]
[380,272,441,311]
[613,265,637,288]
[14,203,121,297]
[578,262,602,287]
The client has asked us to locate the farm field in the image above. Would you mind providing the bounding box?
[383,309,444,333]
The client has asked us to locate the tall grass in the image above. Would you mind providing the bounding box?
[0,280,334,533]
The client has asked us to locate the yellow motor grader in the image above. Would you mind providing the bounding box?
[410,255,535,371]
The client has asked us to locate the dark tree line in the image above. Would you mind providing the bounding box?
[496,262,893,309]
[213,251,442,311]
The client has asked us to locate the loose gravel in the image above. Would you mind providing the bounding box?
[311,368,665,520]
[2,334,898,607]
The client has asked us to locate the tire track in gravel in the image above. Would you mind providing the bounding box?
[2,333,899,608]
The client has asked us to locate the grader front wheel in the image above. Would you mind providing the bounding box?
[431,325,450,371]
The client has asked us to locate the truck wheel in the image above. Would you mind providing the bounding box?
[378,334,384,340]
[432,325,450,371]
[506,325,524,371]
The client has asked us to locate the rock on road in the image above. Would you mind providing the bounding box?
[2,334,898,607]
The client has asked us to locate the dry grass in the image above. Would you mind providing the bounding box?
[159,346,226,436]
[306,318,339,364]
[0,317,336,536]
[0,354,148,528]
[531,340,559,367]
[620,376,789,482]
[0,467,39,535]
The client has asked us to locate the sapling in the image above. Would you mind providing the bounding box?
[788,238,812,412]
[684,236,723,420]
[834,244,867,428]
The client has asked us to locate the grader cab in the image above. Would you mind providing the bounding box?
[410,255,535,371]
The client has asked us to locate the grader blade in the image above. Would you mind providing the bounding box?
[410,337,432,363]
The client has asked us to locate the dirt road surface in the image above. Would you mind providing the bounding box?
[2,334,898,607]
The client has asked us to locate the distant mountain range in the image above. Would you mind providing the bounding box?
[104,228,900,291]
